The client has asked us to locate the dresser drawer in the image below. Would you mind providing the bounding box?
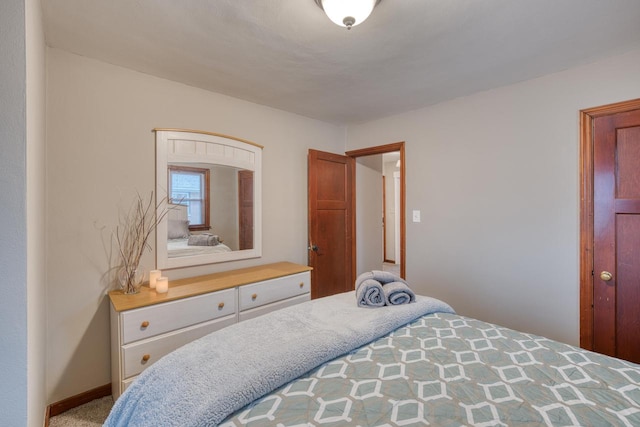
[122,314,236,379]
[121,288,236,344]
[122,377,135,393]
[239,293,309,322]
[238,272,310,311]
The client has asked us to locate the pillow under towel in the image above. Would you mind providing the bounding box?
[187,234,220,246]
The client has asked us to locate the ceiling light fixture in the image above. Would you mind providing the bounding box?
[314,0,381,30]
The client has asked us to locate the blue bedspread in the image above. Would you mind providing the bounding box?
[222,313,640,426]
[105,291,454,426]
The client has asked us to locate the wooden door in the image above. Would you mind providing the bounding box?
[590,104,640,363]
[238,170,254,250]
[308,149,355,299]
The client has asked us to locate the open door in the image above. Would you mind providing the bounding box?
[308,149,355,299]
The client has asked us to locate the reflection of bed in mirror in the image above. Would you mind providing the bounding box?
[166,203,232,258]
[166,239,232,258]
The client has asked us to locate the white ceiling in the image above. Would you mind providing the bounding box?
[43,0,640,125]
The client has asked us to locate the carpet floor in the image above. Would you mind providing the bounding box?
[49,397,113,427]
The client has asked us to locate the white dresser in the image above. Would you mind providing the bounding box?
[109,262,311,399]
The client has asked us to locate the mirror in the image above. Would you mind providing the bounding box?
[155,129,262,269]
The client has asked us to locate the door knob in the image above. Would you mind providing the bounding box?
[600,271,613,281]
[308,244,319,252]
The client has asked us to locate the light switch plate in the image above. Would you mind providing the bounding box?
[412,210,421,222]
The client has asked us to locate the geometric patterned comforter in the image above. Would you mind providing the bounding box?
[221,313,640,426]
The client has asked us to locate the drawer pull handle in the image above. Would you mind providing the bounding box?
[251,293,257,300]
[141,321,150,328]
[299,282,304,288]
[218,302,225,309]
[142,354,151,362]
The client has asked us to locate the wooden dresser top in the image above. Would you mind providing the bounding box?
[109,261,312,312]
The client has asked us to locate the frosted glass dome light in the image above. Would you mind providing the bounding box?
[315,0,380,29]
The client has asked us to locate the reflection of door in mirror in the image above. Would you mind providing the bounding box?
[238,170,254,250]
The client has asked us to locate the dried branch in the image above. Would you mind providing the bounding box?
[115,191,169,293]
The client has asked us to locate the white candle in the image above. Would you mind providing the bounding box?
[149,270,162,288]
[155,277,169,293]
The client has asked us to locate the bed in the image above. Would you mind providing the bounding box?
[105,292,640,426]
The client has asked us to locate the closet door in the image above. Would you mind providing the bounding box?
[592,106,640,363]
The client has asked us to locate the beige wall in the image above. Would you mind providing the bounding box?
[1,1,47,423]
[45,48,345,402]
[0,0,28,423]
[347,48,640,346]
[210,165,239,250]
[26,0,47,424]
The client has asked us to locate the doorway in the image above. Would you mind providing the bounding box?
[580,98,640,363]
[353,152,401,276]
[346,142,406,279]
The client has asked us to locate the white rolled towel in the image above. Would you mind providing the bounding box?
[382,281,416,305]
[355,277,385,308]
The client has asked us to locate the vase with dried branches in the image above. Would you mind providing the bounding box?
[115,192,167,294]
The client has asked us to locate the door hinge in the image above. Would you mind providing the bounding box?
[591,270,594,276]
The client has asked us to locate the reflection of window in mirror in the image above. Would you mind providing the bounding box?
[168,165,210,231]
